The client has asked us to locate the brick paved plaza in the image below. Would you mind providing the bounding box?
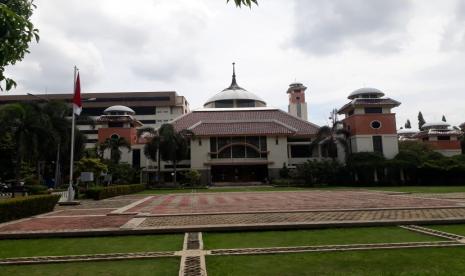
[1,190,465,236]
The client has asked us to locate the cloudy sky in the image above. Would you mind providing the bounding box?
[5,0,465,128]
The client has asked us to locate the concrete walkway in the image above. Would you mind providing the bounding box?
[2,190,465,237]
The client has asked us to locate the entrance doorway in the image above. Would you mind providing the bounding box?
[211,165,268,183]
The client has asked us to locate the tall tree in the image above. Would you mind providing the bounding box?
[158,124,194,185]
[404,119,411,129]
[99,136,131,164]
[0,102,50,196]
[442,115,447,122]
[0,0,39,91]
[418,111,426,130]
[310,123,350,161]
[137,127,161,184]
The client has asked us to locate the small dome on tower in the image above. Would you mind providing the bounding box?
[103,105,135,115]
[348,87,385,99]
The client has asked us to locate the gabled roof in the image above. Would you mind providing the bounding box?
[172,108,319,137]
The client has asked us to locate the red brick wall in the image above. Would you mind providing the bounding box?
[425,140,461,150]
[98,128,138,145]
[343,113,397,136]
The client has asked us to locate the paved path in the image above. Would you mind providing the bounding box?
[2,190,465,236]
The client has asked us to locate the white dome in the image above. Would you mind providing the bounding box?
[422,121,450,129]
[397,129,417,135]
[103,105,135,115]
[204,88,266,106]
[348,87,385,99]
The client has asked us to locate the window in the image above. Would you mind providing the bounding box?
[215,100,234,108]
[111,134,120,140]
[422,137,429,141]
[371,120,381,129]
[348,110,354,116]
[364,107,383,114]
[108,122,124,128]
[438,136,451,141]
[132,149,140,168]
[275,137,279,145]
[210,136,267,159]
[236,100,255,107]
[290,145,312,158]
[372,136,383,154]
[198,139,202,146]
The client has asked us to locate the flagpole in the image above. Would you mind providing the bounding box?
[67,66,78,202]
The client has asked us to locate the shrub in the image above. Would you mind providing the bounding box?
[279,163,290,178]
[0,194,60,223]
[85,184,145,200]
[24,185,48,195]
[183,170,201,186]
[296,160,346,186]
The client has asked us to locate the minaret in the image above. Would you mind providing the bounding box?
[287,82,308,121]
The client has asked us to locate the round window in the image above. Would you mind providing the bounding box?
[371,121,381,129]
[111,134,120,140]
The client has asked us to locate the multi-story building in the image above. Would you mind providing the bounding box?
[0,91,189,149]
[338,88,401,159]
[412,122,463,157]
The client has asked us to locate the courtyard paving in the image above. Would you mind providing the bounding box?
[2,190,465,236]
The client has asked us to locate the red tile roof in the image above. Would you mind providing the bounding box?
[172,108,319,136]
[338,98,401,114]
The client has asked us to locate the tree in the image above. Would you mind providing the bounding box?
[442,115,447,122]
[404,119,411,129]
[418,111,426,130]
[0,0,39,91]
[158,124,194,185]
[75,158,107,185]
[0,102,50,196]
[227,0,257,8]
[137,127,161,183]
[310,124,349,161]
[98,136,131,164]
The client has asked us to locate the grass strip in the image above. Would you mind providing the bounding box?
[0,234,183,258]
[2,258,179,276]
[207,247,465,275]
[203,226,442,249]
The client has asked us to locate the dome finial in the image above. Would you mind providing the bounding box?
[230,62,238,88]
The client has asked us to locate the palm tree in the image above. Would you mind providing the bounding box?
[310,124,350,161]
[137,127,161,184]
[0,102,51,197]
[158,124,194,185]
[98,136,131,164]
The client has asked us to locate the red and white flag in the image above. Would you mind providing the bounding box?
[73,73,82,115]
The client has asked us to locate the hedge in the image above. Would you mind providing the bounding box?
[85,184,145,200]
[0,194,60,223]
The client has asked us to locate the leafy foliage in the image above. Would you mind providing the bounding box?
[418,111,426,130]
[183,170,201,186]
[105,162,138,185]
[76,158,108,182]
[227,0,257,8]
[0,194,59,223]
[0,0,39,91]
[404,119,411,129]
[98,136,131,164]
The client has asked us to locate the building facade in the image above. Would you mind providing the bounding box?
[412,122,463,157]
[338,88,401,159]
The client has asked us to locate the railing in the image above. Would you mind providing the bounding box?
[52,191,69,202]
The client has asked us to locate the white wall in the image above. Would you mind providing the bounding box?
[267,136,288,169]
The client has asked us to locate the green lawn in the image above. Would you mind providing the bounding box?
[203,226,441,249]
[0,234,183,259]
[368,186,465,193]
[2,258,179,276]
[207,247,465,275]
[427,224,465,236]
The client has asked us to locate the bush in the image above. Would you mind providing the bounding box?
[296,160,346,186]
[85,184,145,200]
[0,194,60,223]
[24,185,48,195]
[183,170,201,186]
